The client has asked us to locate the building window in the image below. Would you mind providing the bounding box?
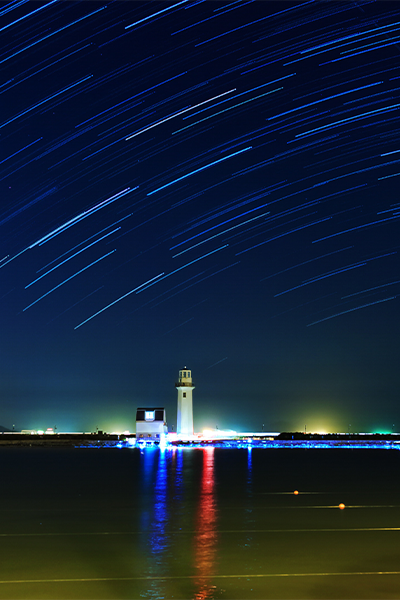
[183,392,186,398]
[145,411,155,421]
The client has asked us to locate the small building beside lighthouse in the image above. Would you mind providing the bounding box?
[176,367,194,435]
[136,408,167,440]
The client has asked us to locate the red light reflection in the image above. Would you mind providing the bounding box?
[193,447,218,600]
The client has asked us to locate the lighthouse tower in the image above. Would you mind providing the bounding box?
[176,367,194,436]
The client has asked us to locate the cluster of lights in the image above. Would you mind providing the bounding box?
[84,434,400,451]
[24,428,56,435]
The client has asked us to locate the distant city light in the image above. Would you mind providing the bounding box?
[202,428,237,438]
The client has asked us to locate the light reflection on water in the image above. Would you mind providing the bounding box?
[244,446,254,556]
[143,447,169,599]
[193,447,217,600]
[138,447,219,599]
[247,445,252,482]
[1,447,400,599]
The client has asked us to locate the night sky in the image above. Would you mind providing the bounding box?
[1,0,399,434]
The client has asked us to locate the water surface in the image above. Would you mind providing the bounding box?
[0,446,399,599]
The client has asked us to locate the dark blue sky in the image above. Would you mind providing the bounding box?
[1,0,399,434]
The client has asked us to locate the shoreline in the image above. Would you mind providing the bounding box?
[0,431,399,448]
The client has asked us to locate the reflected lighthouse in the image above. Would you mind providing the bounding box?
[176,367,194,435]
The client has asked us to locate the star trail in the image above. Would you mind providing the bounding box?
[1,0,399,434]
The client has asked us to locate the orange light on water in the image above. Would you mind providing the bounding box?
[339,503,345,510]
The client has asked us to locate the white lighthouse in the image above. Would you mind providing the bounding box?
[176,367,194,436]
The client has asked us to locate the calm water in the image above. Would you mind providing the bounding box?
[0,446,400,599]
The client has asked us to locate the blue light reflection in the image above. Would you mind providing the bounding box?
[139,447,172,599]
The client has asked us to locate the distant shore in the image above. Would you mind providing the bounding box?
[0,432,123,447]
[0,431,399,447]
